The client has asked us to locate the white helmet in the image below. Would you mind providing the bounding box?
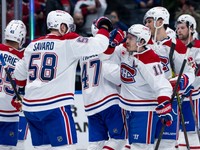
[4,20,27,48]
[127,24,151,46]
[143,7,170,25]
[47,10,76,34]
[177,14,196,31]
[91,19,98,36]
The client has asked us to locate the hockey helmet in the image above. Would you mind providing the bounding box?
[4,20,27,48]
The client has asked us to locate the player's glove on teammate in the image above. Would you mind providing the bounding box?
[11,87,25,111]
[156,100,173,126]
[109,28,126,47]
[169,74,189,92]
[95,16,113,32]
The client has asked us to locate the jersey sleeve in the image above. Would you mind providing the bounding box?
[14,49,28,86]
[100,45,123,85]
[71,28,109,57]
[102,60,121,85]
[138,58,172,101]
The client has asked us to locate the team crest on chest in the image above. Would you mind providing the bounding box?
[121,63,137,83]
[159,56,169,72]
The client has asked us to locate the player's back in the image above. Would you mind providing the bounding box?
[19,34,79,112]
[80,54,120,116]
[15,31,109,112]
[0,44,23,121]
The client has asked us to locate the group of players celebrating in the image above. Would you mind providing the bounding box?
[0,5,199,150]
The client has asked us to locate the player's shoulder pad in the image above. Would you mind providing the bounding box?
[174,39,187,54]
[61,32,79,40]
[193,39,200,48]
[135,49,161,64]
[0,43,7,50]
[147,38,153,45]
[0,44,24,59]
[32,33,80,42]
[163,39,187,54]
[122,42,127,48]
[32,35,48,42]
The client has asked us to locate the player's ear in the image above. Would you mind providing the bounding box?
[157,18,163,26]
[138,39,145,46]
[60,23,68,34]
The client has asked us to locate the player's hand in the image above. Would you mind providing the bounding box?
[11,98,22,111]
[95,16,113,32]
[109,28,126,47]
[169,74,189,91]
[156,100,173,126]
[11,87,25,111]
[169,77,180,91]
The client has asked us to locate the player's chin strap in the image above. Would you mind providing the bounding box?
[153,21,163,43]
[0,53,22,102]
[155,40,194,150]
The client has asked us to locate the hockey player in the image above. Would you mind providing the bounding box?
[176,14,200,149]
[103,24,174,150]
[0,20,27,150]
[79,21,127,150]
[143,7,195,149]
[13,10,113,150]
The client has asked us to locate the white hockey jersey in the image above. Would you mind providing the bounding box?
[80,54,120,116]
[14,29,109,112]
[109,44,173,111]
[147,37,195,90]
[184,39,200,100]
[0,44,24,122]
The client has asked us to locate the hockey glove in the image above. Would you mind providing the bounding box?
[95,16,113,32]
[11,87,25,111]
[11,99,22,111]
[156,100,173,126]
[169,74,189,91]
[182,85,194,98]
[109,28,126,47]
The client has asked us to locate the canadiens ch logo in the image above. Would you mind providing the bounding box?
[121,63,136,83]
[159,56,169,72]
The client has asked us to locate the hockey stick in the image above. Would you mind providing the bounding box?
[180,65,200,143]
[177,94,190,150]
[155,42,194,150]
[169,41,190,149]
[173,46,190,150]
[0,54,22,102]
